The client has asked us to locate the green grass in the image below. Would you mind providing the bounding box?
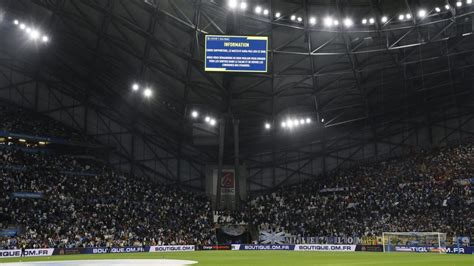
[0,251,473,265]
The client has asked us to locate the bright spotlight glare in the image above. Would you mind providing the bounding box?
[381,16,388,23]
[13,20,19,25]
[369,18,375,24]
[191,110,199,118]
[456,1,462,7]
[275,12,281,18]
[418,9,427,18]
[255,6,262,14]
[205,116,210,122]
[468,0,473,5]
[333,20,339,26]
[445,4,450,10]
[300,119,305,125]
[228,0,238,9]
[239,2,247,10]
[435,7,441,12]
[132,83,139,91]
[406,13,412,19]
[297,17,303,23]
[265,123,271,130]
[26,27,31,33]
[263,9,269,16]
[323,17,333,27]
[309,17,316,25]
[290,15,296,21]
[287,120,293,128]
[209,119,216,126]
[306,118,311,123]
[362,18,367,24]
[343,18,353,27]
[398,14,405,21]
[294,119,300,126]
[41,35,49,43]
[143,88,152,98]
[281,122,287,128]
[30,30,40,40]
[19,23,26,30]
[321,118,325,123]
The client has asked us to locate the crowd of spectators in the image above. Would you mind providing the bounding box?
[0,105,472,249]
[222,143,473,240]
[0,147,215,249]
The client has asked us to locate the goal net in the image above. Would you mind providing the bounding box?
[382,232,447,253]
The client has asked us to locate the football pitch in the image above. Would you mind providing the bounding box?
[0,251,473,266]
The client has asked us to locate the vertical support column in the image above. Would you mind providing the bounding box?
[215,118,226,210]
[233,119,240,209]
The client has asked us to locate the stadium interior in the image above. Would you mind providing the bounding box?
[0,0,473,265]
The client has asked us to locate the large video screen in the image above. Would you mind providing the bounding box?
[205,35,268,73]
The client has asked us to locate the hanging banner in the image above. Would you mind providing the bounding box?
[213,169,235,196]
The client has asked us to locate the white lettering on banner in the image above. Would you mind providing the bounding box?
[295,245,356,252]
[0,249,54,258]
[149,245,195,252]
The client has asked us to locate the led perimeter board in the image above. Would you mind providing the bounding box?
[205,35,268,73]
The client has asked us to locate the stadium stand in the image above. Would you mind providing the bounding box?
[0,107,472,249]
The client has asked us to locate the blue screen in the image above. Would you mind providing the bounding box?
[205,35,268,73]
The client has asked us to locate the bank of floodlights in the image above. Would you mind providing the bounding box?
[281,117,312,130]
[190,110,218,127]
[131,83,153,99]
[12,19,49,44]
[226,0,474,28]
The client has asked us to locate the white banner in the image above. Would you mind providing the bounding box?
[0,249,54,258]
[149,245,195,252]
[295,244,356,252]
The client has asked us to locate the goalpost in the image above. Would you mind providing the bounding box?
[382,232,447,254]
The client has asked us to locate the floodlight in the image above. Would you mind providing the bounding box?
[306,118,311,123]
[26,27,31,33]
[19,23,26,30]
[468,0,473,4]
[418,9,427,18]
[362,18,367,24]
[255,6,262,14]
[209,119,216,126]
[281,122,287,128]
[132,83,139,91]
[300,119,305,125]
[13,20,19,25]
[41,35,49,43]
[323,17,333,27]
[321,118,325,123]
[309,17,316,25]
[191,110,199,118]
[381,16,388,23]
[275,12,281,18]
[263,9,269,16]
[30,30,40,40]
[369,18,375,24]
[297,17,303,23]
[290,15,296,21]
[343,18,353,27]
[398,14,405,20]
[265,123,271,130]
[456,1,462,7]
[205,116,210,122]
[406,13,412,19]
[287,120,293,128]
[239,2,247,10]
[228,0,238,9]
[143,88,152,98]
[435,7,441,12]
[333,20,339,26]
[445,4,450,10]
[294,119,300,126]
